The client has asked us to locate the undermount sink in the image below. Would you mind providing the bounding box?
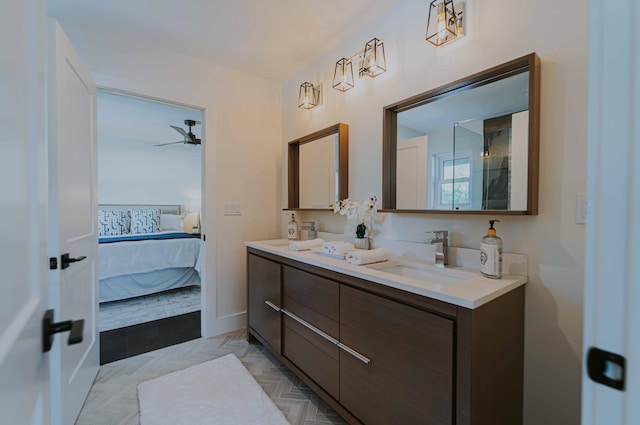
[365,260,476,286]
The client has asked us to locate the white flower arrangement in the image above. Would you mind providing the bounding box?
[331,195,378,226]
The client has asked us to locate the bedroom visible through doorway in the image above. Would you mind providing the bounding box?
[96,90,204,362]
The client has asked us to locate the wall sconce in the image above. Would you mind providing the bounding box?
[332,58,355,92]
[426,0,464,46]
[298,82,320,109]
[332,37,386,92]
[360,38,386,77]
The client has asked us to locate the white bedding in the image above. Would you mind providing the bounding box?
[99,231,202,279]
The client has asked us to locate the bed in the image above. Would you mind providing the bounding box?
[98,205,202,303]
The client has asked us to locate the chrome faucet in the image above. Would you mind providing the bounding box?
[424,230,449,267]
[299,221,317,240]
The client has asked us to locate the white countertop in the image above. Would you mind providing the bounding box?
[245,239,527,309]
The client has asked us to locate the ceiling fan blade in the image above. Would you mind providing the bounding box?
[154,141,184,147]
[170,125,188,137]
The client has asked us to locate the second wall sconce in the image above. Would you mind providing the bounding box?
[332,58,355,92]
[298,82,320,109]
[332,37,386,92]
[426,0,464,47]
[360,38,386,77]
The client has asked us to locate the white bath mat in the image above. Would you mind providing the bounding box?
[138,353,289,425]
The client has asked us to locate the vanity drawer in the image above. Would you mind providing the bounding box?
[283,315,339,400]
[283,265,339,337]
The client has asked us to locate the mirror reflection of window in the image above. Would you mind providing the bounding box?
[433,153,472,209]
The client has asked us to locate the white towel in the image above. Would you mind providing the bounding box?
[289,238,325,251]
[346,248,392,265]
[329,242,355,255]
[321,241,342,253]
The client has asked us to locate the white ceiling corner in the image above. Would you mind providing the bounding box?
[46,0,401,82]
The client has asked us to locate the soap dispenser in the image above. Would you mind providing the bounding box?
[287,213,299,240]
[480,220,503,279]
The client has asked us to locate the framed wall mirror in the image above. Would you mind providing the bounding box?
[288,123,349,210]
[382,53,540,214]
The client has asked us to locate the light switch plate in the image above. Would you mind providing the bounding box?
[575,194,586,224]
[224,202,241,216]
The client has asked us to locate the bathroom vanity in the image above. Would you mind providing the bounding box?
[246,240,526,425]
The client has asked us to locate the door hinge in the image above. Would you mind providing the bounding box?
[49,257,58,270]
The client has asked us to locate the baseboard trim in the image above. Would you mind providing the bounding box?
[202,311,246,338]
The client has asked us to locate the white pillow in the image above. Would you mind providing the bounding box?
[160,214,185,231]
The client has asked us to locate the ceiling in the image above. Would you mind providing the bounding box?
[97,91,202,149]
[46,0,400,82]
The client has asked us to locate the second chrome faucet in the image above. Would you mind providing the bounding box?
[424,230,449,267]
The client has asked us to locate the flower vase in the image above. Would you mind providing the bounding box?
[353,220,370,250]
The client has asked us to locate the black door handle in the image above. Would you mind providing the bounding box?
[587,347,626,391]
[42,309,84,353]
[61,253,86,269]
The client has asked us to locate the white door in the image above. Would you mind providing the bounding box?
[46,19,99,425]
[396,136,428,209]
[0,0,50,424]
[581,0,640,423]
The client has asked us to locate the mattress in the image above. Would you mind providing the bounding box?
[99,267,200,303]
[98,231,202,302]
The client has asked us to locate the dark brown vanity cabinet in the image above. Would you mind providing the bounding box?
[247,248,525,425]
[339,285,454,425]
[282,265,341,399]
[247,253,282,354]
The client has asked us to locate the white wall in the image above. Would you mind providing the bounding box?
[282,0,587,424]
[97,91,202,206]
[60,24,283,336]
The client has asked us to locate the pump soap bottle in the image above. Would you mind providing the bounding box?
[480,220,503,279]
[287,213,299,240]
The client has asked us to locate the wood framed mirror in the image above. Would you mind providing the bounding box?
[382,53,540,214]
[287,123,349,210]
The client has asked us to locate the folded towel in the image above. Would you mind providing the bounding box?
[329,243,355,255]
[346,248,392,265]
[321,241,343,253]
[288,238,325,251]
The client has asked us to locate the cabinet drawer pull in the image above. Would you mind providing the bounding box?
[337,343,371,365]
[264,300,281,312]
[281,309,339,345]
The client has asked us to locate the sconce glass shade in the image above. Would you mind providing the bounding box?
[298,82,320,109]
[360,38,386,78]
[426,0,458,46]
[332,58,355,92]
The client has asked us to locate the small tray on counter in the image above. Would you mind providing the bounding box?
[311,247,346,260]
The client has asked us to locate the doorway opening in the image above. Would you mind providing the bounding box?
[95,89,205,363]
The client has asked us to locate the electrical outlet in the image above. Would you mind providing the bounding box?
[575,194,586,224]
[224,202,241,216]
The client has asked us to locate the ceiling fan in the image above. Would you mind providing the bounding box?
[154,119,201,146]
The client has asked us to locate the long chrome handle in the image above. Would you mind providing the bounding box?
[281,309,339,345]
[280,308,371,365]
[337,342,371,364]
[264,300,281,312]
